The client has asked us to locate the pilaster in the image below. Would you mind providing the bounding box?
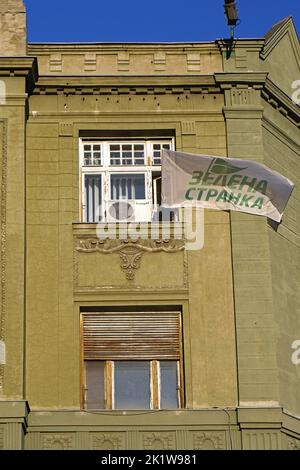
[215,72,280,406]
[0,400,29,450]
[0,0,38,400]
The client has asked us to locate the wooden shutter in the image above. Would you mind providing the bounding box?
[82,312,181,360]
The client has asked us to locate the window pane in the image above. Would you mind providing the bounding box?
[93,152,101,166]
[85,361,105,410]
[122,145,131,151]
[85,174,102,223]
[114,361,150,409]
[134,175,146,199]
[110,174,145,200]
[160,361,179,409]
[84,152,92,166]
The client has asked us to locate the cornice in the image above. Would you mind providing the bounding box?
[214,72,268,88]
[217,39,265,53]
[32,74,220,96]
[262,78,300,127]
[28,42,220,55]
[214,72,300,126]
[0,56,38,93]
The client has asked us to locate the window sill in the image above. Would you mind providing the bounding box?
[72,221,185,239]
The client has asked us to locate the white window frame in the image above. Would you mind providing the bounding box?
[79,138,175,223]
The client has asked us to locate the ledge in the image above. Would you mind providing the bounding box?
[262,78,300,127]
[215,72,268,87]
[0,400,30,424]
[0,56,39,93]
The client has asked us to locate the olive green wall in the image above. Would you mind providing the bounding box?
[263,105,300,415]
[0,75,29,401]
[260,17,300,417]
[0,1,300,451]
[25,89,238,410]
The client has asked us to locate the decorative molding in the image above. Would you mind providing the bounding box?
[262,78,300,128]
[153,52,166,71]
[73,236,79,288]
[183,251,189,289]
[187,53,201,72]
[262,117,300,155]
[49,54,62,73]
[193,431,225,450]
[59,122,73,137]
[181,121,196,135]
[230,87,258,106]
[33,85,220,97]
[142,432,175,450]
[0,425,3,450]
[287,436,300,450]
[24,431,40,450]
[243,431,281,450]
[0,119,7,391]
[92,432,125,450]
[0,57,38,94]
[217,40,265,55]
[235,49,248,69]
[42,433,74,450]
[76,237,185,281]
[117,52,130,72]
[32,75,219,96]
[176,430,189,450]
[119,248,143,280]
[4,422,23,450]
[127,431,139,450]
[75,431,90,450]
[215,72,268,88]
[84,53,97,72]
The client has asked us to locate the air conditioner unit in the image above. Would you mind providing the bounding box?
[106,200,136,223]
[106,200,152,223]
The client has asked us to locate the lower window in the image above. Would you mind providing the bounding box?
[82,311,183,410]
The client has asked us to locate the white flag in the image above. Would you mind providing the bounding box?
[162,150,294,223]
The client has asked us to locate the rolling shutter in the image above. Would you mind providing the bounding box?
[82,312,181,360]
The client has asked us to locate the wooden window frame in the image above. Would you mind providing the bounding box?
[80,311,184,410]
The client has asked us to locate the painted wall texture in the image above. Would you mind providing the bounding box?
[0,2,299,450]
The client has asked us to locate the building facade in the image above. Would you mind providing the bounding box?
[0,1,300,450]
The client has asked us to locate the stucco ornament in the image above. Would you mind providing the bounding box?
[76,237,185,280]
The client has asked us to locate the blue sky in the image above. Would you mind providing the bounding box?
[24,0,300,43]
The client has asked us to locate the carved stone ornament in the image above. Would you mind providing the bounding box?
[142,432,175,450]
[193,431,225,450]
[76,237,185,280]
[42,433,74,450]
[288,437,300,450]
[92,432,124,450]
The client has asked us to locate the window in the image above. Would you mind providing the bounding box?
[80,139,174,223]
[81,311,183,410]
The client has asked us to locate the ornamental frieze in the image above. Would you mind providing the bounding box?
[76,237,185,281]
